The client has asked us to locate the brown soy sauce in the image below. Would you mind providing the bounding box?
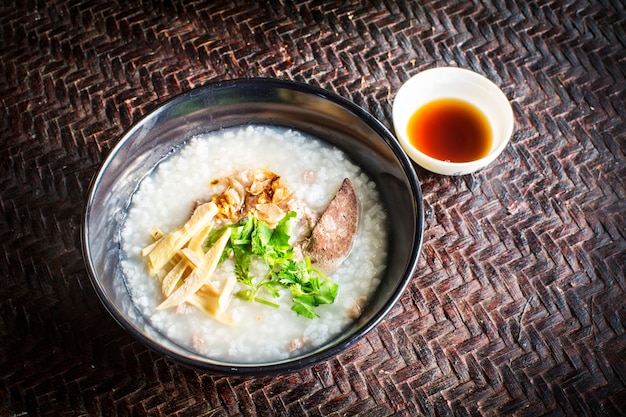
[407,98,492,163]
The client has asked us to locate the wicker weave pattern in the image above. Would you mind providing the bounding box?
[1,0,624,415]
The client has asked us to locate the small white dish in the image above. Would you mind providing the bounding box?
[393,67,514,176]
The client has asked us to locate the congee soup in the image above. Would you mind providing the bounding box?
[120,125,388,363]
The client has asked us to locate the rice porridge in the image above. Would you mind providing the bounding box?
[120,125,388,363]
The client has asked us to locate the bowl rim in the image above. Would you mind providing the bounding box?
[82,77,424,375]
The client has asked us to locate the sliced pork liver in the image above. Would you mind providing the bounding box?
[303,178,359,275]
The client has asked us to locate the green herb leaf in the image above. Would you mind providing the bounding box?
[211,210,338,319]
[291,298,319,319]
[271,211,296,250]
[252,220,272,254]
[315,281,338,305]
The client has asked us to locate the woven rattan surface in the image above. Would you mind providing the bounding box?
[1,0,625,416]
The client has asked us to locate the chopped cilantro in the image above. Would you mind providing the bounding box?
[207,211,338,319]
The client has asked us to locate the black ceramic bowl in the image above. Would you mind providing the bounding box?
[82,78,424,375]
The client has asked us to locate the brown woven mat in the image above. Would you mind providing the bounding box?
[1,0,624,415]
